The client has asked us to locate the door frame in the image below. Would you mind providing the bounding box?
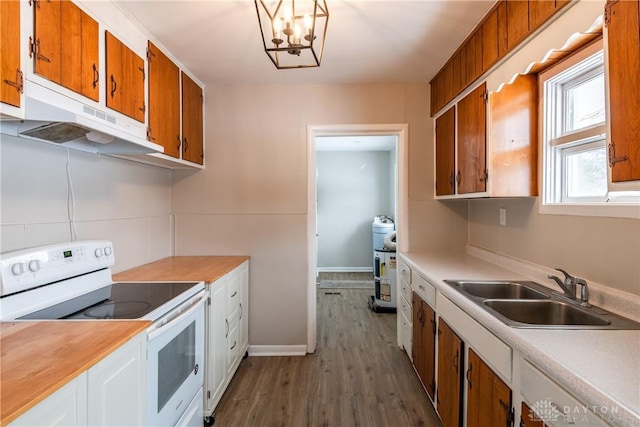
[306,123,409,353]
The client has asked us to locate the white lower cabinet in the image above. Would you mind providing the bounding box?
[10,332,146,427]
[87,332,147,426]
[521,361,610,427]
[9,374,88,426]
[204,260,250,419]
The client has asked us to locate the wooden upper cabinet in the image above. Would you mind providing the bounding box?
[443,60,454,103]
[34,0,98,101]
[147,42,180,158]
[457,83,487,194]
[182,72,204,165]
[0,0,22,107]
[436,319,463,427]
[106,31,145,123]
[606,0,640,182]
[488,73,538,196]
[497,1,509,59]
[529,1,556,31]
[34,0,61,83]
[435,106,456,196]
[466,349,512,427]
[482,8,500,72]
[506,0,530,50]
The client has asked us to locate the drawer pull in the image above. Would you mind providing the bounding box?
[231,291,238,298]
[230,340,237,350]
[453,349,459,373]
[225,319,229,338]
[466,362,473,388]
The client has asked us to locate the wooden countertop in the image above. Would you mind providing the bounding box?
[0,321,150,426]
[113,256,249,283]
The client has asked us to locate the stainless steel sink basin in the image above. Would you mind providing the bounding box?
[444,278,640,329]
[446,280,549,300]
[483,300,610,326]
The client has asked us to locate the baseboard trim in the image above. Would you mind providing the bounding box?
[317,267,373,273]
[248,345,307,356]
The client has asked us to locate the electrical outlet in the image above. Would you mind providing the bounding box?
[499,208,507,226]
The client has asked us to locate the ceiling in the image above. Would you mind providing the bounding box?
[118,0,496,86]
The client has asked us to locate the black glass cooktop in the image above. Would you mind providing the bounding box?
[20,282,200,320]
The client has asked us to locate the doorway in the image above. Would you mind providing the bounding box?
[306,124,408,353]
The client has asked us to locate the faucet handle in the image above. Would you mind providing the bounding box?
[554,267,573,283]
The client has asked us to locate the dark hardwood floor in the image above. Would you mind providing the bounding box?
[213,288,442,427]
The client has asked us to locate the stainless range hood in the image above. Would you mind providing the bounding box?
[1,82,163,155]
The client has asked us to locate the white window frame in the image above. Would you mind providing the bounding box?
[539,39,640,219]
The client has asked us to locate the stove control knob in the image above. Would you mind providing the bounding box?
[10,262,25,276]
[28,260,40,273]
[104,246,113,256]
[94,248,104,258]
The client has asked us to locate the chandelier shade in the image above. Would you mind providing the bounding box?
[254,0,329,69]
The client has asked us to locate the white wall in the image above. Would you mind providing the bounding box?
[171,82,469,348]
[316,151,391,271]
[0,135,173,272]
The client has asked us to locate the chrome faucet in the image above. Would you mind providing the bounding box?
[547,268,590,306]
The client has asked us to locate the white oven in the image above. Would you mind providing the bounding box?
[147,290,205,426]
[0,241,207,427]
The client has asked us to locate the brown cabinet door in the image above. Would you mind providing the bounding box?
[507,0,530,50]
[466,349,512,427]
[435,106,456,196]
[105,31,122,113]
[0,0,21,107]
[497,1,509,58]
[411,295,435,400]
[34,0,97,101]
[422,301,436,400]
[106,31,145,123]
[411,292,424,383]
[182,72,204,164]
[457,83,487,194]
[482,8,500,71]
[80,10,99,101]
[147,42,180,158]
[489,73,538,196]
[606,0,640,182]
[34,0,61,82]
[521,401,545,427]
[529,0,556,31]
[436,319,463,427]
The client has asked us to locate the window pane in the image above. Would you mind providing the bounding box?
[565,147,607,199]
[565,73,605,132]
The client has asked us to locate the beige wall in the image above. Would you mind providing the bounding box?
[0,135,173,272]
[469,199,640,296]
[172,83,468,347]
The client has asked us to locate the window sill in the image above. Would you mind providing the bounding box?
[539,203,640,219]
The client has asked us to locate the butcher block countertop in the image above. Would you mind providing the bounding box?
[0,320,150,426]
[113,256,249,283]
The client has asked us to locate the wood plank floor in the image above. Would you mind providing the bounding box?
[213,288,443,427]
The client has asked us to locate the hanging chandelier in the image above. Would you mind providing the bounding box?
[254,0,329,69]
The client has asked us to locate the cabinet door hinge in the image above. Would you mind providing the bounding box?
[608,142,629,167]
[479,169,488,183]
[138,66,145,80]
[483,90,489,104]
[146,47,155,61]
[604,0,615,27]
[28,36,35,58]
[208,296,211,306]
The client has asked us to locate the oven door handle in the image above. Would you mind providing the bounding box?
[147,291,207,341]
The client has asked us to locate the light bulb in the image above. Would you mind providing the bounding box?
[304,14,312,30]
[284,7,293,23]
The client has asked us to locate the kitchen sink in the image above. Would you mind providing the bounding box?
[444,279,640,329]
[483,300,610,327]
[445,280,549,300]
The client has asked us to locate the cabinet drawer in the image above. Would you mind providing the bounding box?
[412,274,436,307]
[227,274,241,316]
[399,295,412,326]
[400,279,412,305]
[399,312,412,358]
[438,295,512,383]
[521,361,609,427]
[399,260,411,284]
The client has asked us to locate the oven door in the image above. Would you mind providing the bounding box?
[146,290,206,427]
